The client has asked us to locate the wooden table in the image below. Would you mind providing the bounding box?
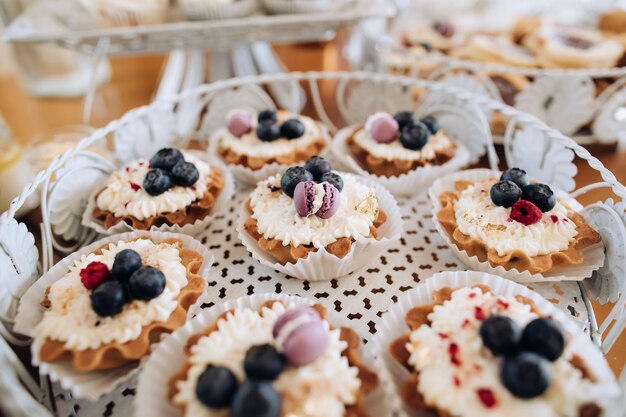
[1,39,625,377]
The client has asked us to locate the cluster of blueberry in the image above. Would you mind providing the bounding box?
[480,315,565,399]
[143,149,200,196]
[194,307,329,417]
[367,111,440,151]
[490,168,557,225]
[279,156,344,219]
[80,249,166,317]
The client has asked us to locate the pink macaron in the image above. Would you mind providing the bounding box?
[316,182,340,219]
[293,180,318,217]
[226,109,253,137]
[365,112,399,143]
[273,307,329,366]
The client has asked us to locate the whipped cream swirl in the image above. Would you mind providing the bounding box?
[96,152,212,221]
[406,287,597,417]
[249,173,378,248]
[354,128,454,162]
[218,113,324,160]
[173,302,361,417]
[453,179,578,257]
[34,239,188,351]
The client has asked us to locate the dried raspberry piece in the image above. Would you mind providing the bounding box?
[550,214,559,223]
[474,306,485,321]
[80,261,112,290]
[448,342,462,367]
[129,181,141,191]
[509,200,542,226]
[477,388,497,408]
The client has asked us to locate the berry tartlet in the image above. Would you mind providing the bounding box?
[213,109,329,183]
[86,148,229,234]
[431,168,603,278]
[241,156,387,265]
[14,233,210,384]
[383,280,618,417]
[166,299,379,417]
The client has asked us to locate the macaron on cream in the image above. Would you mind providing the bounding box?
[242,156,389,265]
[168,300,379,417]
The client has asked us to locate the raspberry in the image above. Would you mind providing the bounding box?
[80,261,112,290]
[509,200,542,226]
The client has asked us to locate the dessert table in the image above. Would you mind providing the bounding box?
[0,39,625,417]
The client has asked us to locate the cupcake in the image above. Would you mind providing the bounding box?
[27,235,207,372]
[344,112,458,178]
[241,156,387,265]
[168,299,378,417]
[80,0,169,26]
[213,109,329,183]
[386,283,616,417]
[451,34,538,68]
[432,168,602,276]
[402,21,463,52]
[86,148,229,234]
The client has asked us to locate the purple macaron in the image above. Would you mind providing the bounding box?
[273,307,329,366]
[226,109,253,137]
[316,182,340,219]
[293,180,318,217]
[366,112,399,144]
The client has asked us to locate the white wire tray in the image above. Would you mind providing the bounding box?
[0,71,625,416]
[2,0,395,55]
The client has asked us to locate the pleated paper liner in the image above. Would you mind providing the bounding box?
[236,173,403,281]
[261,0,353,14]
[428,168,605,283]
[82,153,235,237]
[370,270,622,417]
[179,0,258,21]
[13,231,214,401]
[209,125,332,186]
[332,125,471,196]
[135,293,390,417]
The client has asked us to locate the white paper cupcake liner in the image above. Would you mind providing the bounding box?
[12,231,215,401]
[82,153,234,237]
[80,0,168,26]
[179,0,258,20]
[370,270,622,417]
[262,0,351,13]
[428,168,606,283]
[332,125,471,196]
[136,293,390,417]
[210,125,332,186]
[236,173,403,281]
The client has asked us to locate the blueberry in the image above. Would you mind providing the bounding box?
[111,249,142,283]
[480,315,522,356]
[244,344,286,380]
[91,281,127,317]
[500,168,528,188]
[420,115,440,134]
[320,172,344,192]
[280,167,314,198]
[231,381,281,417]
[522,183,556,213]
[143,168,173,196]
[393,111,415,131]
[522,318,565,362]
[171,161,199,187]
[490,181,521,208]
[128,266,166,301]
[280,119,305,140]
[501,352,551,398]
[258,110,278,124]
[304,156,331,182]
[150,148,184,171]
[195,365,239,408]
[257,121,281,142]
[400,122,430,150]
